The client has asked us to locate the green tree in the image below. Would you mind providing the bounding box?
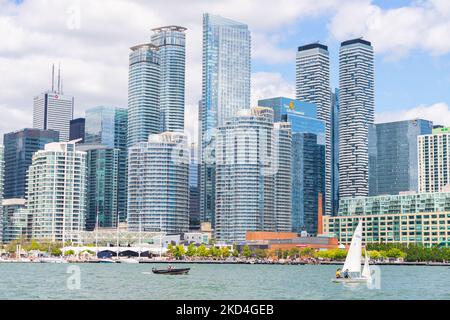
[254,248,267,259]
[186,244,197,257]
[64,250,75,256]
[197,244,209,257]
[220,246,230,258]
[232,248,239,257]
[167,243,176,257]
[242,245,252,258]
[174,245,186,260]
[51,248,62,256]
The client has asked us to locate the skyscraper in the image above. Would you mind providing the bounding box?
[127,43,160,148]
[258,97,325,235]
[85,106,128,221]
[27,141,87,244]
[0,145,3,241]
[215,107,291,243]
[200,13,251,226]
[338,38,374,198]
[77,144,119,231]
[189,143,200,230]
[331,89,340,215]
[418,127,450,193]
[296,43,332,216]
[33,66,73,142]
[127,132,189,233]
[2,199,29,244]
[69,118,85,142]
[3,128,59,199]
[369,119,433,196]
[151,26,186,132]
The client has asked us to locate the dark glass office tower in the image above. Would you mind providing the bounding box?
[3,128,59,199]
[70,118,85,142]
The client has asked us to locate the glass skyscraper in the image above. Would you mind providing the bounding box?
[296,43,332,216]
[127,132,189,234]
[339,38,374,198]
[0,145,3,241]
[77,144,119,231]
[258,97,326,235]
[2,199,28,244]
[27,141,87,244]
[189,143,200,230]
[3,128,59,200]
[127,43,160,148]
[151,26,186,132]
[215,107,291,243]
[331,89,340,215]
[369,119,433,196]
[200,13,251,227]
[85,106,128,221]
[69,118,85,142]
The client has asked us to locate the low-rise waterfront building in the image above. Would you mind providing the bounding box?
[2,199,29,243]
[323,192,450,247]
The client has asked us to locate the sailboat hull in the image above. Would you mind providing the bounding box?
[331,278,368,283]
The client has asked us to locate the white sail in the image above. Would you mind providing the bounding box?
[342,220,363,274]
[362,249,371,280]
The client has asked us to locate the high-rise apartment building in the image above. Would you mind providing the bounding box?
[338,38,374,198]
[418,127,450,193]
[77,144,119,231]
[331,89,340,215]
[215,107,291,243]
[85,106,128,221]
[2,199,29,244]
[258,97,326,235]
[200,13,251,227]
[128,132,189,234]
[296,43,332,216]
[189,143,200,230]
[369,119,433,196]
[3,128,59,199]
[151,26,186,132]
[127,43,160,148]
[27,141,87,243]
[0,145,3,241]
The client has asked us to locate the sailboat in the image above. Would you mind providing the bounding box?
[332,220,371,283]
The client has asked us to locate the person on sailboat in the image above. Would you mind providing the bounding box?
[342,269,349,279]
[335,268,342,279]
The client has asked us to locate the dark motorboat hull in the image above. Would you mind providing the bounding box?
[152,268,190,275]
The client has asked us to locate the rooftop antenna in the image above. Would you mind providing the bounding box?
[51,64,55,92]
[57,62,61,94]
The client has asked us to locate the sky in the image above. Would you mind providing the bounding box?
[1,0,450,144]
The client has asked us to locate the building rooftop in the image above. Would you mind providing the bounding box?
[130,43,159,51]
[298,43,328,52]
[341,38,372,47]
[151,25,187,32]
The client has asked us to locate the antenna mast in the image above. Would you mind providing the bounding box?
[51,64,55,92]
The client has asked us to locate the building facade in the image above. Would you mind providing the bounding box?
[324,192,450,247]
[3,128,59,199]
[69,118,85,142]
[418,127,450,193]
[200,13,251,227]
[85,106,128,221]
[33,91,74,142]
[296,43,332,216]
[127,132,189,234]
[215,107,291,243]
[0,145,3,241]
[151,26,186,132]
[258,97,325,235]
[77,144,119,231]
[338,39,374,198]
[189,143,201,230]
[127,43,160,148]
[369,119,433,196]
[331,89,340,215]
[2,199,29,244]
[27,141,87,243]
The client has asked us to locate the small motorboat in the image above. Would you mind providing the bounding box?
[151,267,190,275]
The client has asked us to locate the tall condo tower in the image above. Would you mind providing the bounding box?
[33,65,74,142]
[296,43,332,216]
[215,107,291,243]
[127,132,189,234]
[27,141,87,244]
[151,26,186,132]
[127,44,160,148]
[200,13,251,227]
[338,39,374,198]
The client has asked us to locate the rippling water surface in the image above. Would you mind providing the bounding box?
[0,263,449,300]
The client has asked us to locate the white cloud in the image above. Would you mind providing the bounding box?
[251,72,295,106]
[375,102,450,127]
[329,0,450,58]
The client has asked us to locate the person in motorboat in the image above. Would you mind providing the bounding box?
[335,268,342,279]
[168,265,173,271]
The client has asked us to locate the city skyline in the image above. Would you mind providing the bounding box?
[2,0,450,144]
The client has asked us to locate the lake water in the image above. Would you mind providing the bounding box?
[0,263,449,300]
